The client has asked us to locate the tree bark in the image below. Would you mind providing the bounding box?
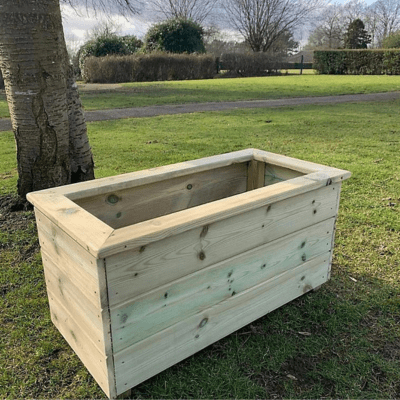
[0,0,94,199]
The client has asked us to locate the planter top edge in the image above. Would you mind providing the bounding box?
[26,149,351,258]
[27,191,114,257]
[98,171,343,258]
[29,149,256,201]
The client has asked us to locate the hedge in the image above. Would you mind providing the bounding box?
[83,53,217,83]
[220,53,281,76]
[314,50,400,75]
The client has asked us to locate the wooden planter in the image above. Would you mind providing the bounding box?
[27,149,350,398]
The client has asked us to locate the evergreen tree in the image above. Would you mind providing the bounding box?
[344,19,371,49]
[144,18,205,53]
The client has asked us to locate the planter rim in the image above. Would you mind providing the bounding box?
[27,148,351,258]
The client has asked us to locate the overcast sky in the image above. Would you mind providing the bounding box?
[61,0,378,51]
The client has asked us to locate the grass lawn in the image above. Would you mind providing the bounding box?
[1,99,400,398]
[1,74,400,118]
[82,75,400,111]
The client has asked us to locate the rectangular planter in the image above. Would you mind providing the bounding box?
[27,149,350,398]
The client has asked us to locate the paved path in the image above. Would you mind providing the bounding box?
[1,91,399,132]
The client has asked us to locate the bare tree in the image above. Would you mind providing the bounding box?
[0,0,141,199]
[146,0,218,24]
[312,2,345,48]
[342,0,367,25]
[306,1,375,49]
[370,0,400,45]
[223,0,326,53]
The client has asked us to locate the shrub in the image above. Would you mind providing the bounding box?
[77,34,142,79]
[313,50,400,74]
[220,53,281,77]
[144,18,205,54]
[83,53,217,83]
[382,31,400,49]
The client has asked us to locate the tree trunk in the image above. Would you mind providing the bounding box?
[0,0,94,199]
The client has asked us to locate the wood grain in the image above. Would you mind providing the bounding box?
[247,160,265,191]
[110,218,335,352]
[75,164,248,229]
[113,253,331,394]
[105,184,340,307]
[264,163,305,186]
[47,293,113,397]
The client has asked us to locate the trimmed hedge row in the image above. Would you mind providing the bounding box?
[314,50,400,75]
[220,53,281,76]
[83,53,217,83]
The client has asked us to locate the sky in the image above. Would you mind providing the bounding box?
[61,0,378,52]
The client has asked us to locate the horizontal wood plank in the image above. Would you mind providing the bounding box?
[42,253,106,354]
[35,210,102,309]
[36,212,117,397]
[264,164,305,186]
[111,218,335,352]
[28,195,113,257]
[113,252,331,394]
[47,292,111,397]
[75,164,248,229]
[106,184,340,307]
[253,149,352,181]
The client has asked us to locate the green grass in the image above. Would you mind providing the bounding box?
[1,74,400,118]
[84,75,400,111]
[1,99,399,398]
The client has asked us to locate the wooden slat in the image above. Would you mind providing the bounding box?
[247,160,266,191]
[253,148,352,181]
[264,164,305,186]
[100,174,341,257]
[29,149,255,200]
[35,211,117,398]
[110,218,335,352]
[47,293,112,397]
[42,253,105,353]
[113,252,331,394]
[105,184,340,307]
[75,164,248,229]
[27,194,114,257]
[35,210,102,309]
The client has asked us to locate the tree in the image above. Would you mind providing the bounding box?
[222,0,325,53]
[269,30,299,56]
[307,2,346,49]
[146,0,218,24]
[344,19,371,48]
[144,18,206,53]
[370,0,400,46]
[0,0,140,199]
[382,29,400,47]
